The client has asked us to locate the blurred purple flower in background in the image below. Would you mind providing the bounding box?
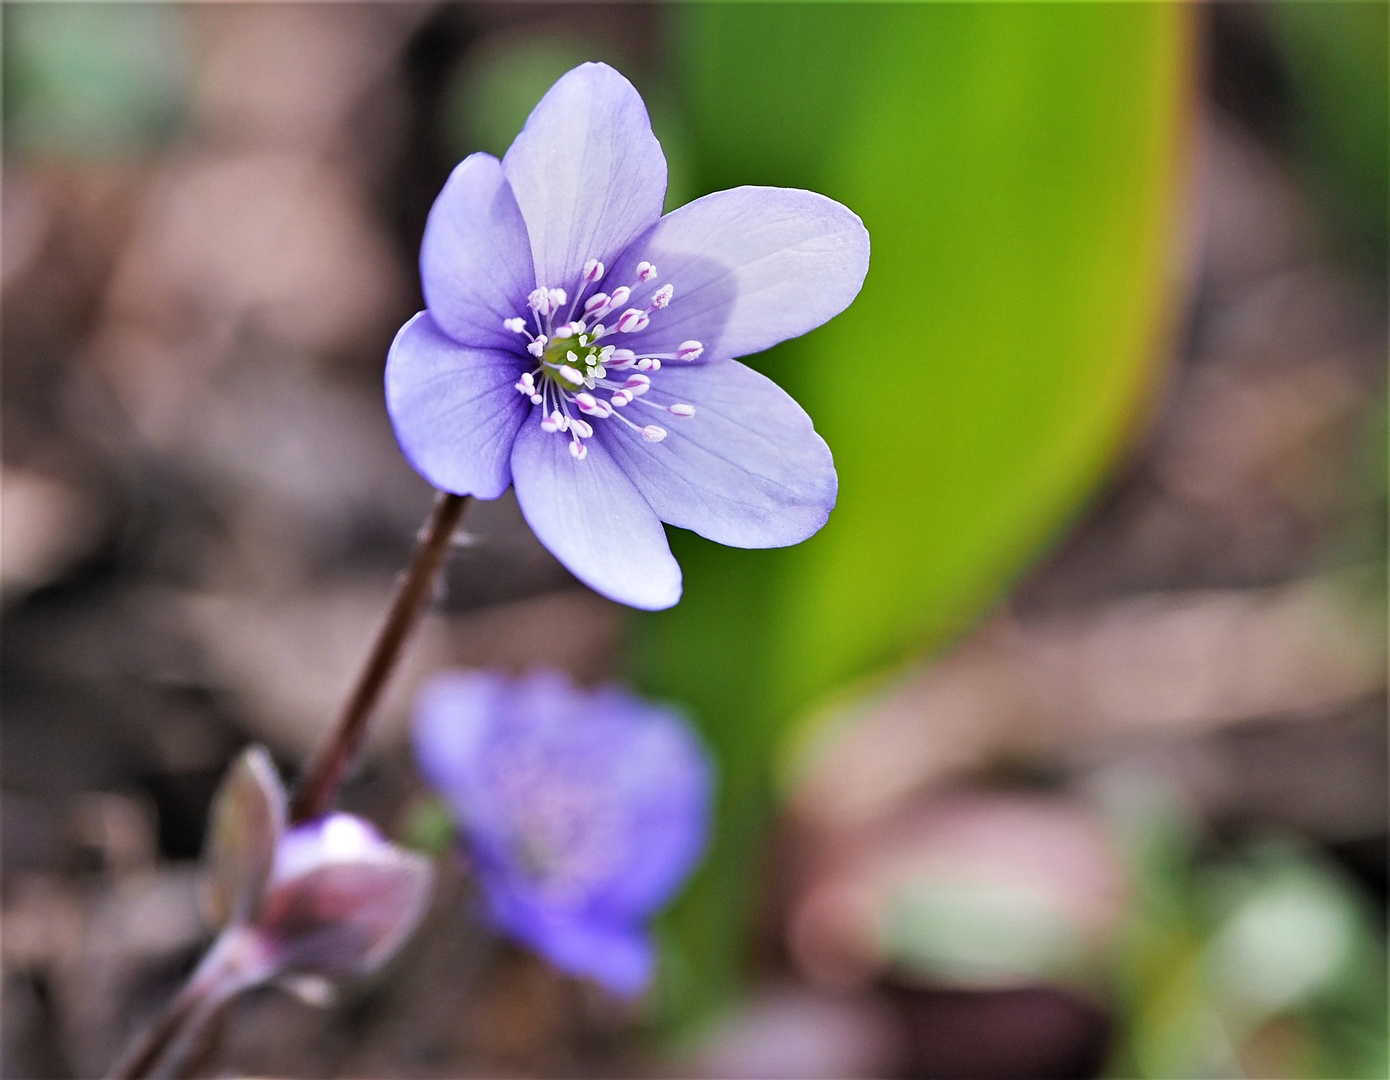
[413,669,712,997]
[385,62,869,609]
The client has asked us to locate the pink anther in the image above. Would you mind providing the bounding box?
[616,309,649,334]
[677,340,704,361]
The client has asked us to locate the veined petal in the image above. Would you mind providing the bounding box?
[599,359,837,548]
[511,420,681,610]
[610,186,870,361]
[384,313,526,499]
[421,154,536,351]
[502,62,666,293]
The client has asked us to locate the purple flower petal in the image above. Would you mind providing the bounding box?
[502,62,667,294]
[599,359,836,548]
[384,312,527,499]
[580,694,711,919]
[484,884,655,997]
[609,186,870,362]
[411,671,518,855]
[510,418,681,609]
[421,153,536,352]
[412,671,501,804]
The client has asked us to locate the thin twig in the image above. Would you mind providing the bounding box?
[290,490,468,823]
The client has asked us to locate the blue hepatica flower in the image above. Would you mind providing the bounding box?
[386,62,869,610]
[412,669,712,997]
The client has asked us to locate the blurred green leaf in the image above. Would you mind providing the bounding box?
[3,2,189,159]
[1267,1,1388,270]
[634,4,1194,1025]
[439,36,613,162]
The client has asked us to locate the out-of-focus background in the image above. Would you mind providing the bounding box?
[2,4,1384,1077]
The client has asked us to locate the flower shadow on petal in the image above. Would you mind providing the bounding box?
[606,251,736,364]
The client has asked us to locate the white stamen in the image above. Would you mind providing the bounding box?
[641,425,667,442]
[583,259,604,283]
[616,309,649,333]
[608,285,631,308]
[606,348,636,369]
[611,389,633,406]
[677,340,704,361]
[569,417,594,438]
[530,393,543,404]
[583,292,609,316]
[548,287,567,309]
[557,364,584,385]
[636,262,658,283]
[637,357,661,372]
[650,284,674,309]
[569,439,587,460]
[624,374,651,394]
[527,339,546,357]
[668,403,696,418]
[575,392,598,411]
[528,287,552,315]
[504,317,527,334]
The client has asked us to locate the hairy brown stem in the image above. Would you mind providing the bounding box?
[290,490,468,823]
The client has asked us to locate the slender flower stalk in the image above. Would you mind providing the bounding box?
[290,490,468,823]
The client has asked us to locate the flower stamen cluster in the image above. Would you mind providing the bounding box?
[506,259,702,458]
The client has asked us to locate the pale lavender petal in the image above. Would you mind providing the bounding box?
[384,312,526,499]
[510,420,681,610]
[609,186,869,361]
[420,153,536,351]
[600,359,836,548]
[502,62,666,293]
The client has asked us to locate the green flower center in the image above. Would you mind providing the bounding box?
[542,331,611,388]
